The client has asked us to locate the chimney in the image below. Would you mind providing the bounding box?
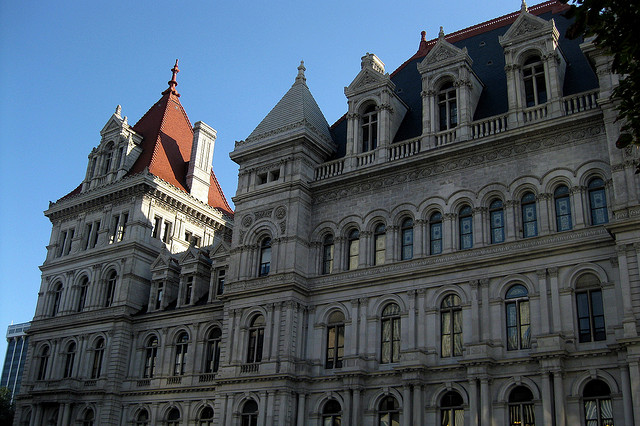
[186,121,217,203]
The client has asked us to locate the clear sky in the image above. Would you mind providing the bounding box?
[0,0,523,358]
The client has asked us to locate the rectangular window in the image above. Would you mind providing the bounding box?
[155,282,163,310]
[184,276,193,305]
[63,229,74,255]
[430,222,442,255]
[162,220,172,243]
[110,212,128,243]
[152,217,162,239]
[325,324,344,369]
[216,270,225,295]
[57,230,68,257]
[577,290,606,342]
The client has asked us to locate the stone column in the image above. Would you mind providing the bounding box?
[266,391,275,425]
[57,404,65,425]
[258,391,267,426]
[468,378,478,426]
[538,193,551,235]
[443,214,455,253]
[403,385,412,426]
[297,393,306,426]
[334,237,344,272]
[505,200,517,242]
[541,372,553,426]
[536,269,550,334]
[359,232,370,268]
[32,404,43,426]
[349,299,359,358]
[553,371,566,426]
[472,208,485,247]
[480,378,490,426]
[414,219,425,257]
[470,280,480,343]
[628,359,640,425]
[225,394,234,426]
[352,388,361,426]
[271,303,282,362]
[413,384,423,425]
[548,267,562,334]
[417,289,426,350]
[359,298,368,359]
[616,244,638,337]
[343,388,351,426]
[620,364,634,426]
[407,290,417,350]
[264,305,275,361]
[571,186,587,228]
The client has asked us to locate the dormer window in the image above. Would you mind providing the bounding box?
[522,56,547,107]
[103,142,114,175]
[361,104,378,152]
[438,82,458,131]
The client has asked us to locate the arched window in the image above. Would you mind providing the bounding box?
[378,395,400,426]
[440,391,464,426]
[241,400,259,426]
[20,408,31,426]
[51,282,63,317]
[430,211,443,255]
[506,285,531,350]
[554,185,572,231]
[82,408,95,426]
[198,406,214,426]
[588,177,608,225]
[166,407,181,426]
[400,218,414,260]
[576,273,606,343]
[91,338,105,379]
[347,229,360,270]
[509,386,535,426]
[326,311,345,369]
[521,192,538,238]
[441,294,462,358]
[63,341,76,378]
[204,328,221,373]
[438,81,458,131]
[522,56,547,107]
[322,399,342,426]
[143,336,158,378]
[173,332,189,376]
[322,234,334,275]
[361,104,378,152]
[259,237,271,276]
[247,315,265,364]
[135,409,149,426]
[459,206,473,250]
[489,199,505,244]
[77,276,89,312]
[37,345,50,380]
[374,223,386,265]
[381,303,401,364]
[583,379,614,426]
[104,270,117,307]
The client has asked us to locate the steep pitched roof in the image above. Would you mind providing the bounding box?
[246,61,331,144]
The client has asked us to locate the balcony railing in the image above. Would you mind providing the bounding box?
[241,363,259,374]
[435,128,457,146]
[166,376,182,385]
[199,373,216,383]
[388,138,420,160]
[315,158,345,180]
[564,90,598,115]
[472,114,508,139]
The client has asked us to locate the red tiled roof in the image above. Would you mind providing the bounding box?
[391,1,569,78]
[209,170,234,217]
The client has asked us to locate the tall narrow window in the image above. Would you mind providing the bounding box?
[241,400,259,426]
[440,391,464,426]
[135,409,149,426]
[378,396,400,426]
[37,345,50,380]
[103,143,114,174]
[401,218,414,260]
[104,271,117,307]
[381,303,401,364]
[554,185,573,231]
[51,282,63,317]
[361,104,378,152]
[155,282,164,310]
[441,294,462,358]
[63,229,75,255]
[374,224,386,265]
[509,386,535,426]
[583,379,614,426]
[63,342,76,378]
[216,269,226,295]
[82,409,95,426]
[522,56,547,107]
[247,315,265,363]
[521,192,538,238]
[259,237,271,276]
[430,211,443,255]
[162,220,172,243]
[576,274,606,343]
[489,199,505,243]
[57,230,68,257]
[505,284,531,350]
[143,336,158,378]
[459,206,473,250]
[152,217,162,239]
[173,332,189,376]
[198,407,214,426]
[166,408,181,426]
[91,338,105,379]
[438,82,458,131]
[184,276,193,305]
[90,221,100,248]
[325,311,345,369]
[204,328,221,373]
[347,229,360,270]
[77,276,89,312]
[588,177,608,225]
[322,234,334,275]
[322,400,342,426]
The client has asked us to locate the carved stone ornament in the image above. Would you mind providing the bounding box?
[427,46,457,64]
[275,206,287,220]
[512,19,544,37]
[254,208,273,220]
[242,215,253,228]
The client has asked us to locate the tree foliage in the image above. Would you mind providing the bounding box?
[562,0,640,153]
[0,387,14,426]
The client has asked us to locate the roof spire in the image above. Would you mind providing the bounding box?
[521,0,528,12]
[439,26,445,39]
[163,59,180,97]
[421,30,426,42]
[295,60,307,86]
[115,105,122,117]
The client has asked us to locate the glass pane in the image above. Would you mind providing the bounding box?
[454,409,464,426]
[584,400,597,420]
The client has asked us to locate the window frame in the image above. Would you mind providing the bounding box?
[438,81,458,131]
[143,336,158,378]
[173,332,189,376]
[582,379,614,426]
[374,223,386,265]
[204,328,221,374]
[459,206,473,250]
[378,396,400,426]
[430,211,443,255]
[588,177,609,225]
[380,303,401,364]
[400,218,414,260]
[489,199,505,244]
[440,294,462,358]
[63,341,76,378]
[259,237,272,276]
[505,284,531,351]
[576,284,606,343]
[508,386,535,426]
[322,234,334,275]
[347,229,360,270]
[521,192,538,238]
[241,400,259,426]
[361,104,378,152]
[77,276,89,312]
[554,185,572,231]
[440,391,465,426]
[321,399,342,426]
[91,338,105,379]
[104,270,117,307]
[522,56,547,107]
[325,311,345,369]
[246,315,265,364]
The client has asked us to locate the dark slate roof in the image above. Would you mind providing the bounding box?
[330,1,599,158]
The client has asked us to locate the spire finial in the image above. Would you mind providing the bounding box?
[439,26,445,39]
[521,0,528,12]
[421,30,426,42]
[295,60,307,85]
[165,59,180,96]
[115,105,122,117]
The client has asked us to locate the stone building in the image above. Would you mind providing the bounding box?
[2,322,30,402]
[15,1,640,425]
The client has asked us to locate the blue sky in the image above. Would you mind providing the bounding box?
[0,0,522,358]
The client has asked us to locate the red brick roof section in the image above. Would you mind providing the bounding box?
[391,1,569,78]
[209,170,234,217]
[129,91,194,192]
